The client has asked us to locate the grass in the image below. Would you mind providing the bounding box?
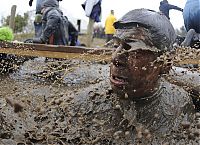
[14,33,106,48]
[14,33,34,42]
[78,34,106,48]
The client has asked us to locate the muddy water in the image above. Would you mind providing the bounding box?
[0,58,113,145]
[0,58,200,145]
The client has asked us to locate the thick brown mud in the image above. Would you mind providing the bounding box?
[0,58,199,145]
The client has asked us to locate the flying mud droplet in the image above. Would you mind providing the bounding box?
[124,93,128,98]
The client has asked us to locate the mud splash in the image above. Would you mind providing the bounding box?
[0,57,199,145]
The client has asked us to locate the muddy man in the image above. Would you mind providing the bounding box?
[64,9,197,144]
[109,7,196,137]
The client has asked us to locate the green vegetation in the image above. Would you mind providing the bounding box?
[0,27,14,41]
[14,32,34,42]
[1,12,29,33]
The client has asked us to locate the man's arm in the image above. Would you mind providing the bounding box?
[168,4,183,12]
[167,66,200,111]
[181,29,196,47]
[167,66,200,94]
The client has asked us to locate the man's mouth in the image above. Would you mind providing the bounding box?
[110,75,128,86]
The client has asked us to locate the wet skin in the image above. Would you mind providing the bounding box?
[110,35,163,100]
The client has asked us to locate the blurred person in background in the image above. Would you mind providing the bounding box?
[181,0,200,47]
[82,0,102,47]
[183,0,200,33]
[159,0,183,20]
[29,0,62,37]
[32,0,68,45]
[105,10,117,43]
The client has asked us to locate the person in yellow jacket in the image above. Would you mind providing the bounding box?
[105,10,117,42]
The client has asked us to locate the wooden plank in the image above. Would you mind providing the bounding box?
[0,48,111,61]
[0,41,113,55]
[0,41,113,61]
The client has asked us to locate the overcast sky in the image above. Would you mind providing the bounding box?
[0,0,186,29]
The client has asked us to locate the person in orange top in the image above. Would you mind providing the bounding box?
[105,10,117,42]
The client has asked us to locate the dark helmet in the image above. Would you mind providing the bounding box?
[113,8,176,52]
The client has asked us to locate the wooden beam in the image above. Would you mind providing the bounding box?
[0,41,113,61]
[0,41,113,54]
[0,48,111,61]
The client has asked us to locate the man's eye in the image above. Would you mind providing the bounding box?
[113,42,120,48]
[124,39,136,43]
[123,43,131,50]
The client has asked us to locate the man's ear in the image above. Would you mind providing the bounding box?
[160,60,172,74]
[156,51,173,75]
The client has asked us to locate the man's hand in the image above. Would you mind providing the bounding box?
[32,37,44,44]
[29,0,33,7]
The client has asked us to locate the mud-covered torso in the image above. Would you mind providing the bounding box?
[135,79,194,133]
[0,60,198,144]
[64,77,194,144]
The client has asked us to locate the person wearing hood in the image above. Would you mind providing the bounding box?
[159,0,183,19]
[29,0,62,38]
[29,0,62,14]
[104,10,117,43]
[32,0,68,45]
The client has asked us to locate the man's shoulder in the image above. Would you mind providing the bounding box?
[160,78,194,115]
[161,78,191,101]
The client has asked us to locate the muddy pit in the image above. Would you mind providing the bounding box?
[0,56,200,145]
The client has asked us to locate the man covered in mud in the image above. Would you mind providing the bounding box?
[0,9,199,145]
[107,8,197,143]
[29,0,63,37]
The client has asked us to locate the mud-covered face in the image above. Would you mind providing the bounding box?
[110,29,162,99]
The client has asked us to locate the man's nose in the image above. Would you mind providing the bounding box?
[111,44,127,67]
[112,44,123,60]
